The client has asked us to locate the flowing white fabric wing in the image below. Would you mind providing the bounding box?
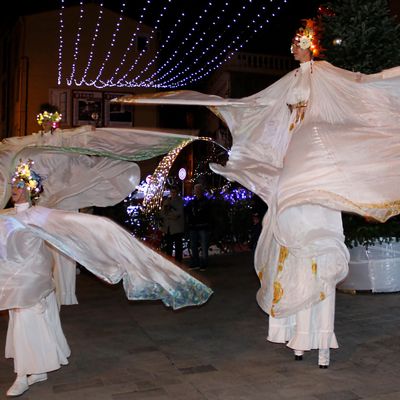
[277,62,400,221]
[0,126,193,210]
[0,207,213,310]
[113,62,400,319]
[114,76,296,205]
[115,62,400,221]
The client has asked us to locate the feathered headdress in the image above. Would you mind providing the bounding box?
[291,19,322,57]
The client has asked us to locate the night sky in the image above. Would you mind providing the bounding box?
[5,0,321,56]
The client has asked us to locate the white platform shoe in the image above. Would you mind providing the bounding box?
[318,349,330,368]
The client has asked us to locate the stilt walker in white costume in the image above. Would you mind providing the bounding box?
[0,159,213,397]
[112,19,400,368]
[262,20,347,369]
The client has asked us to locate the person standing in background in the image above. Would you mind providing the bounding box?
[186,184,211,271]
[160,186,185,262]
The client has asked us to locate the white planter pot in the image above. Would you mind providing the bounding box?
[338,238,400,292]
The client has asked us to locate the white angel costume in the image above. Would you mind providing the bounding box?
[0,126,199,307]
[114,60,400,363]
[0,127,213,394]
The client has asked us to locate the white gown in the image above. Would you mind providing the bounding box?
[4,203,70,375]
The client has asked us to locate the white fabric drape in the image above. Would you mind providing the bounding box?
[0,206,213,311]
[0,126,201,309]
[50,248,78,306]
[114,61,400,319]
[0,126,195,210]
[116,62,400,221]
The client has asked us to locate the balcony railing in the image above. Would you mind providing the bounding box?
[224,52,295,74]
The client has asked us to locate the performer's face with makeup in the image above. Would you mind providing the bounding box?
[291,44,312,63]
[11,183,28,204]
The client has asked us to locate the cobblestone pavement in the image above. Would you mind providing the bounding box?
[1,252,399,399]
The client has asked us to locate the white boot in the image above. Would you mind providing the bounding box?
[318,348,330,368]
[28,373,48,386]
[7,375,29,397]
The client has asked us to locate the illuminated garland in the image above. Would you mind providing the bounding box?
[107,0,152,86]
[66,1,85,86]
[141,1,216,86]
[74,2,104,86]
[143,137,227,213]
[125,11,186,87]
[90,1,127,86]
[115,0,173,87]
[152,0,244,87]
[166,1,286,87]
[58,0,290,89]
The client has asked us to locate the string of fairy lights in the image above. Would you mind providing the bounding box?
[107,0,152,86]
[76,2,104,86]
[142,137,222,214]
[120,5,184,88]
[153,1,283,88]
[66,1,85,86]
[58,0,289,89]
[124,141,256,243]
[57,1,65,85]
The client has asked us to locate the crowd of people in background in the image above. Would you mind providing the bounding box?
[159,183,264,269]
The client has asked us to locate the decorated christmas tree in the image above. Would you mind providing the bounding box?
[320,0,400,73]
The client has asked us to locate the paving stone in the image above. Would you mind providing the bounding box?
[0,252,400,399]
[314,391,361,400]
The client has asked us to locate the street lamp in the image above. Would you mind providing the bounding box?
[178,168,186,196]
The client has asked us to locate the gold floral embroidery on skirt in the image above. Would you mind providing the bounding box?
[288,101,308,132]
[258,270,263,281]
[273,281,284,304]
[311,259,317,276]
[278,246,289,271]
[270,305,276,317]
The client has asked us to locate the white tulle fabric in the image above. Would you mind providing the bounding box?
[0,206,213,311]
